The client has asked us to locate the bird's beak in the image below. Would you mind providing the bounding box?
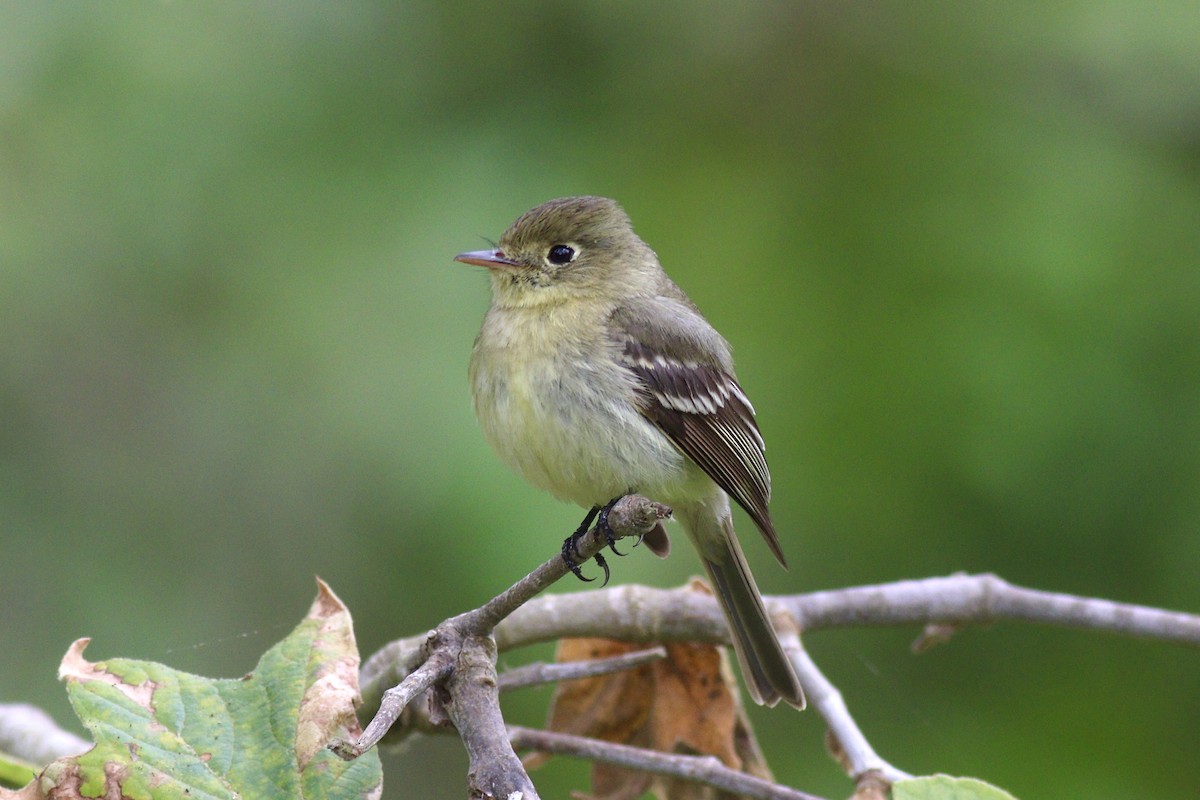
[454,249,521,269]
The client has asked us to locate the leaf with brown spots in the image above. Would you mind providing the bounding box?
[0,580,381,800]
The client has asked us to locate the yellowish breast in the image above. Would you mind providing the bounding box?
[469,303,690,507]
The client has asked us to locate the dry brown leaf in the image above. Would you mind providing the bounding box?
[647,641,739,766]
[533,581,774,799]
[546,638,656,744]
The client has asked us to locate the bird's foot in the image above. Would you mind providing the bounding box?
[562,506,604,583]
[561,535,611,584]
[598,495,641,555]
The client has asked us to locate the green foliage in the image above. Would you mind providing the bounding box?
[0,757,36,790]
[895,775,1018,800]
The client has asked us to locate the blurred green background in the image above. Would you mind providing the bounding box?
[2,3,1198,797]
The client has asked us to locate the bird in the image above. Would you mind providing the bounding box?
[455,196,804,708]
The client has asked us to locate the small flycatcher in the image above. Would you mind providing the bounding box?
[456,196,804,708]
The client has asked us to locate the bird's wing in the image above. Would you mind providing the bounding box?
[610,301,784,566]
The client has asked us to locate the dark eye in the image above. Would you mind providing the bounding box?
[547,244,575,265]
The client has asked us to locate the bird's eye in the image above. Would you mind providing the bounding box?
[547,244,575,265]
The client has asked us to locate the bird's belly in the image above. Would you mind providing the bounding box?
[472,354,692,508]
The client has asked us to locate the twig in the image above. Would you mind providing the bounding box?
[356,497,673,717]
[330,651,453,759]
[355,572,1200,796]
[473,495,673,631]
[0,704,89,766]
[497,646,667,691]
[772,623,910,784]
[333,494,671,800]
[377,574,1197,666]
[509,725,828,800]
[350,648,670,745]
[785,573,1200,645]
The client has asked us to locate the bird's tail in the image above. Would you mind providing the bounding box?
[680,500,805,709]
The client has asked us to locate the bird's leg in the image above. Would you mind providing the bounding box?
[565,506,599,561]
[598,495,633,555]
[562,506,607,584]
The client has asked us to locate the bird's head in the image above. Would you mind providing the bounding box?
[455,196,656,308]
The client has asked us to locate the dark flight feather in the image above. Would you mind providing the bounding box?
[616,331,785,567]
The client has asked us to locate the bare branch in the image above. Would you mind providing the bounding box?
[497,645,667,691]
[772,622,910,784]
[472,495,672,631]
[331,649,453,759]
[509,725,829,800]
[354,571,1200,796]
[355,496,672,722]
[445,634,539,800]
[0,704,89,765]
[381,573,1198,664]
[334,494,671,800]
[785,573,1200,645]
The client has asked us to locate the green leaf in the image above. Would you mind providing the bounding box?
[9,580,381,800]
[893,774,1018,800]
[0,753,37,789]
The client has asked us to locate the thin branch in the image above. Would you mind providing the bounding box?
[0,704,89,766]
[357,498,673,715]
[471,495,673,631]
[331,651,453,759]
[350,649,672,748]
[355,571,1200,796]
[388,573,1198,664]
[772,622,910,784]
[497,646,667,691]
[333,494,671,800]
[785,573,1200,644]
[509,725,828,800]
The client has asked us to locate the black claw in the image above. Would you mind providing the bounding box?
[598,496,625,555]
[561,537,594,582]
[593,551,611,587]
[559,498,632,585]
[561,506,602,583]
